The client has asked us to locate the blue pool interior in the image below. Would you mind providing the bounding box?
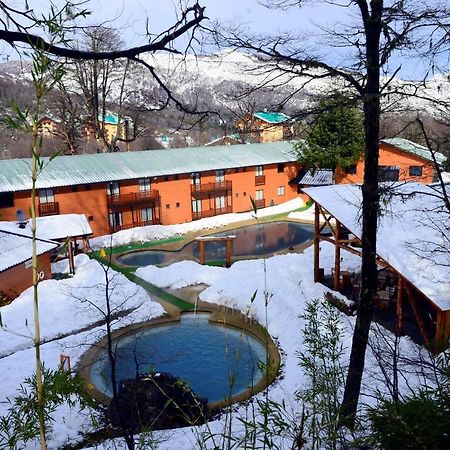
[90,313,269,404]
[117,221,314,267]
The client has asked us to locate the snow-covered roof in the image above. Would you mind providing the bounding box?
[0,228,58,272]
[254,112,291,124]
[381,138,446,164]
[0,214,92,241]
[298,169,333,186]
[0,141,297,193]
[304,183,450,311]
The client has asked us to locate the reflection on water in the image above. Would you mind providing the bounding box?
[117,221,314,267]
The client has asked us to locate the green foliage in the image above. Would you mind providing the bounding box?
[297,297,347,450]
[368,353,450,450]
[0,367,93,449]
[295,92,364,170]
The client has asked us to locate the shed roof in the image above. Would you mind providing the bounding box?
[0,228,58,272]
[254,112,291,124]
[298,169,333,186]
[0,141,297,193]
[381,138,446,164]
[303,182,450,311]
[0,214,92,241]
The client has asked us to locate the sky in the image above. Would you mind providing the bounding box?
[0,0,445,80]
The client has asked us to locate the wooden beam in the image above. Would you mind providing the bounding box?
[199,240,205,265]
[225,239,232,268]
[396,277,404,336]
[67,238,75,275]
[334,220,341,290]
[406,285,430,344]
[318,206,336,238]
[314,203,320,282]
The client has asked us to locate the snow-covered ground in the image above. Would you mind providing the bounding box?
[0,220,433,449]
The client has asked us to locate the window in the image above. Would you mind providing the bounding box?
[255,165,264,176]
[378,166,400,182]
[0,192,14,208]
[192,199,202,213]
[243,191,247,197]
[277,163,285,173]
[409,166,423,177]
[88,215,94,221]
[139,178,151,191]
[235,192,239,198]
[176,202,180,208]
[277,186,285,196]
[165,204,170,209]
[108,212,122,227]
[216,169,225,182]
[215,196,226,209]
[345,165,357,174]
[191,172,201,185]
[141,207,153,222]
[255,189,264,201]
[107,182,119,196]
[39,188,54,203]
[71,185,78,192]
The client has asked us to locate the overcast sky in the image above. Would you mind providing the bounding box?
[0,0,442,80]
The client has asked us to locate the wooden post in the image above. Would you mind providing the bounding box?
[199,240,205,265]
[225,238,232,268]
[67,238,75,275]
[396,277,404,336]
[333,220,341,290]
[314,203,320,282]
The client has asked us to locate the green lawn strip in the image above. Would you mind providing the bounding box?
[128,274,195,311]
[259,201,314,222]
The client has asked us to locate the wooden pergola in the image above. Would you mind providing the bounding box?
[195,235,236,268]
[312,201,450,351]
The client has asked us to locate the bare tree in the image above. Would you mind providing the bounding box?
[216,0,450,425]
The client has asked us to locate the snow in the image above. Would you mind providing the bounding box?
[0,215,439,449]
[303,182,450,310]
[90,198,305,249]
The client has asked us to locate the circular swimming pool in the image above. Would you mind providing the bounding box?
[117,221,313,267]
[90,313,269,404]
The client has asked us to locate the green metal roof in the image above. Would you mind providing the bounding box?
[381,138,446,164]
[0,141,297,193]
[254,112,291,124]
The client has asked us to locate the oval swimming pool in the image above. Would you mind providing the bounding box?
[90,313,269,404]
[117,221,313,267]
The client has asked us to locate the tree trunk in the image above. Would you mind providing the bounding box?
[340,0,382,426]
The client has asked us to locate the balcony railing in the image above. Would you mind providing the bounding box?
[107,190,160,208]
[255,175,266,185]
[109,218,161,234]
[191,180,232,197]
[38,201,59,216]
[254,198,265,209]
[192,205,232,220]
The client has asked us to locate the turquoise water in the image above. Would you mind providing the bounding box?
[90,313,268,404]
[118,221,313,267]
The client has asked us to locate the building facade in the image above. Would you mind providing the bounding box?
[236,112,294,143]
[0,142,300,237]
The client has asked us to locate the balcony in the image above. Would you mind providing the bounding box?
[191,180,232,198]
[255,175,266,186]
[192,205,232,221]
[107,190,160,209]
[255,198,265,209]
[38,201,59,216]
[109,218,162,234]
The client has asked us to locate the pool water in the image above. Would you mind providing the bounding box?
[117,221,313,267]
[90,313,268,404]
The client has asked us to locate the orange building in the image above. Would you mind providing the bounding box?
[236,112,294,143]
[0,227,58,302]
[0,142,300,237]
[335,138,445,184]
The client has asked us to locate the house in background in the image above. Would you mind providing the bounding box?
[84,112,132,145]
[38,114,61,138]
[204,134,242,147]
[0,226,58,303]
[335,138,446,184]
[236,112,294,143]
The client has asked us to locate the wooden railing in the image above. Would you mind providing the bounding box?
[107,190,160,208]
[109,218,161,234]
[192,205,232,220]
[255,175,266,186]
[38,201,59,216]
[191,180,232,197]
